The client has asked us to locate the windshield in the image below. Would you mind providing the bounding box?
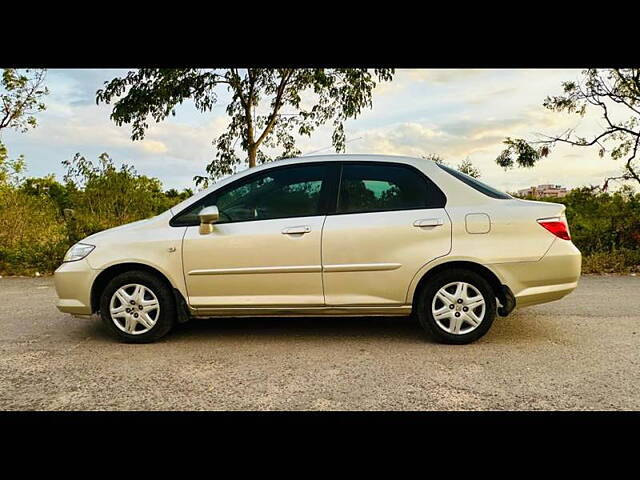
[437,163,512,199]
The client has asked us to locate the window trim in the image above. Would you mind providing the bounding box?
[169,160,447,227]
[169,162,337,227]
[328,161,447,216]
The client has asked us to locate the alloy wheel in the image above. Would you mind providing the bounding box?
[109,283,160,335]
[431,281,486,335]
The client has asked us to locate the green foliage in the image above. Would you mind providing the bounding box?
[96,68,394,183]
[60,152,192,242]
[20,174,72,214]
[2,152,638,275]
[0,69,56,274]
[456,158,482,178]
[559,187,640,256]
[422,154,482,178]
[1,69,49,132]
[496,138,549,169]
[0,187,68,275]
[496,69,640,189]
[165,187,193,201]
[582,249,640,274]
[0,141,26,187]
[423,153,447,165]
[0,153,192,275]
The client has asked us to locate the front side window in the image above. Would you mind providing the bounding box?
[171,164,330,226]
[336,163,444,214]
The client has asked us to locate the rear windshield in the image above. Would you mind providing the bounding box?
[437,163,512,199]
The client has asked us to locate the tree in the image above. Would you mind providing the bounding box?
[422,154,481,178]
[496,69,640,190]
[0,68,49,186]
[422,153,447,165]
[1,69,48,133]
[60,153,174,240]
[165,187,193,202]
[62,152,194,231]
[0,142,25,188]
[457,157,481,178]
[96,68,394,184]
[20,174,71,214]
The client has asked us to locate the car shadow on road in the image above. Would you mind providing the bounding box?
[170,315,430,343]
[163,311,558,345]
[70,309,558,345]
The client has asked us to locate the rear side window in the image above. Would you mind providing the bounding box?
[437,163,512,199]
[336,163,445,214]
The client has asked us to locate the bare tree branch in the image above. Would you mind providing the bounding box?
[496,68,640,189]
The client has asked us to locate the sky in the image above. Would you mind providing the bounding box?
[1,68,627,192]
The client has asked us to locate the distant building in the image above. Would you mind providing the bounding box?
[517,184,569,198]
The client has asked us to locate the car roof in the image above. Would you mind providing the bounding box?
[279,153,431,165]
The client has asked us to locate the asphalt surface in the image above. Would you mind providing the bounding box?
[0,275,638,410]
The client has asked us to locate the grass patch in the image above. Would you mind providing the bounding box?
[582,249,640,274]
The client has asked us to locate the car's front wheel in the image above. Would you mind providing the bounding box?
[99,270,175,343]
[416,269,496,344]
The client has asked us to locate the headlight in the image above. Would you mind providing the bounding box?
[63,243,95,262]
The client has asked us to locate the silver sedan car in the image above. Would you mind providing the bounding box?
[54,154,581,344]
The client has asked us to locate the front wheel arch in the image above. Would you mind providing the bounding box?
[91,263,188,321]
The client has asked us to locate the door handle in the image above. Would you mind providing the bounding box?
[282,225,311,235]
[413,218,444,227]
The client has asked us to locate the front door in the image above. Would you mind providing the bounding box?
[322,162,452,306]
[178,163,333,308]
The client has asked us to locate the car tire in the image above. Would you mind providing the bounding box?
[416,268,496,344]
[99,270,176,343]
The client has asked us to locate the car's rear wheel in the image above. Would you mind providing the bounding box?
[416,268,496,344]
[99,270,175,343]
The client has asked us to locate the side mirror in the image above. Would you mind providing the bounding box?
[198,206,219,234]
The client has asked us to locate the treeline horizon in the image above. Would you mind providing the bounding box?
[1,153,639,276]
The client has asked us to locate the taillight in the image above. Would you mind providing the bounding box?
[538,218,571,240]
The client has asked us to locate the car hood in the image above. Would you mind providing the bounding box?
[81,211,172,246]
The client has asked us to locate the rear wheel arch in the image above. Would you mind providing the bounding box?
[91,263,187,318]
[411,260,508,311]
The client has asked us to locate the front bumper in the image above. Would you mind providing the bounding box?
[488,238,581,309]
[54,259,99,315]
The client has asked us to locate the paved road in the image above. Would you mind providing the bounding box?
[0,275,638,410]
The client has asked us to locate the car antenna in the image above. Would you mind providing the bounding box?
[302,137,363,156]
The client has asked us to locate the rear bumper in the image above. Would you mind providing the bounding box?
[54,259,99,315]
[514,281,578,308]
[488,238,581,309]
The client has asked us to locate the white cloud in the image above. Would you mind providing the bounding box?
[139,140,168,154]
[5,68,634,192]
[403,69,488,85]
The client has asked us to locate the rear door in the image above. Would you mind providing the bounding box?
[321,162,451,306]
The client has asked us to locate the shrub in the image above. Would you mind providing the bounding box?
[559,187,640,256]
[519,186,640,274]
[1,153,191,275]
[2,152,639,276]
[62,153,178,240]
[0,189,68,275]
[582,249,640,274]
